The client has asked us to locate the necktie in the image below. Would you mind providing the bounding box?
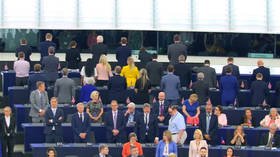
[145,114,149,132]
[40,93,44,108]
[79,113,83,122]
[113,112,117,129]
[160,102,164,116]
[206,114,210,134]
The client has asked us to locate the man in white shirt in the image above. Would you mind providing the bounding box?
[259,123,280,147]
[93,144,112,157]
[0,106,16,157]
[13,52,30,86]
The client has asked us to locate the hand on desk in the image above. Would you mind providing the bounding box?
[204,134,211,140]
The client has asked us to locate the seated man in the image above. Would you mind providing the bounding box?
[124,102,140,127]
[71,103,91,143]
[152,92,170,125]
[128,146,144,157]
[259,124,280,147]
[93,144,112,157]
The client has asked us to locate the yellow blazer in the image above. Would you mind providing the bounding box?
[120,65,139,87]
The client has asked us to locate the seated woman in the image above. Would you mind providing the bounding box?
[121,57,140,88]
[47,147,57,157]
[182,94,200,126]
[240,108,256,127]
[86,91,103,123]
[156,130,177,157]
[95,55,113,86]
[224,147,235,157]
[134,68,151,104]
[122,133,143,157]
[189,129,208,157]
[230,125,246,146]
[214,105,228,127]
[260,108,280,128]
[79,78,97,103]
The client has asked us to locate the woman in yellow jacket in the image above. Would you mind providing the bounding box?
[121,57,140,87]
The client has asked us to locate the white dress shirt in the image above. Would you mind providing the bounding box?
[5,116,10,127]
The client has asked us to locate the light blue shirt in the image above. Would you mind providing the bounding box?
[168,111,186,134]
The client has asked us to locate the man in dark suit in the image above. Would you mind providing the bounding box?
[15,38,32,62]
[104,100,126,143]
[160,65,181,105]
[222,57,240,79]
[152,92,170,125]
[28,64,47,91]
[167,34,187,65]
[138,47,152,68]
[124,102,140,128]
[196,60,217,88]
[0,106,16,157]
[191,72,209,106]
[174,55,192,88]
[71,103,91,143]
[251,60,270,83]
[135,103,159,143]
[92,35,108,67]
[251,73,269,107]
[259,124,280,147]
[39,33,56,60]
[199,103,218,145]
[44,97,64,143]
[146,54,163,87]
[128,146,144,157]
[108,66,127,103]
[42,46,60,86]
[116,37,132,67]
[93,144,112,157]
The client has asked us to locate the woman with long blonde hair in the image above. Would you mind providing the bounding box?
[189,129,208,157]
[121,57,139,87]
[134,68,151,103]
[95,55,112,86]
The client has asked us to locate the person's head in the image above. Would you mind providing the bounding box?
[99,144,109,155]
[128,132,138,143]
[62,68,68,76]
[227,57,234,64]
[200,147,208,157]
[50,97,58,108]
[3,106,12,117]
[158,92,166,101]
[189,94,198,104]
[127,57,135,67]
[34,64,41,72]
[269,108,278,118]
[257,60,264,67]
[245,108,252,117]
[97,35,104,43]
[45,33,53,41]
[85,58,94,77]
[36,81,45,92]
[204,60,210,66]
[111,100,118,111]
[140,47,146,53]
[269,124,278,134]
[46,147,56,157]
[234,125,244,136]
[163,130,172,142]
[197,72,204,80]
[76,103,84,113]
[152,53,158,60]
[205,103,213,114]
[214,105,223,116]
[48,46,55,55]
[226,147,234,157]
[139,68,148,79]
[121,37,128,45]
[20,38,27,45]
[85,77,95,85]
[168,153,177,157]
[114,66,122,74]
[18,52,25,59]
[99,55,111,72]
[69,40,77,48]
[178,55,186,63]
[225,66,232,74]
[167,64,174,73]
[127,102,136,113]
[173,34,181,43]
[193,129,203,140]
[256,73,263,80]
[143,103,151,113]
[168,105,178,116]
[90,91,100,101]
[130,146,139,156]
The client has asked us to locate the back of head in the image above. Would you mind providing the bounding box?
[18,52,25,59]
[62,68,69,76]
[204,60,210,65]
[257,60,264,67]
[256,73,263,80]
[45,33,53,41]
[34,64,42,72]
[227,57,234,63]
[48,46,55,55]
[114,66,122,74]
[178,55,186,62]
[85,58,94,77]
[197,72,204,80]
[121,37,128,45]
[152,53,158,60]
[173,34,181,43]
[225,66,232,74]
[69,40,77,48]
[97,35,104,43]
[20,38,27,45]
[167,64,174,73]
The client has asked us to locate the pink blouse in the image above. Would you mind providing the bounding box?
[218,113,228,127]
[95,63,113,81]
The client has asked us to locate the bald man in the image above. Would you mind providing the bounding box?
[152,92,170,125]
[251,60,270,83]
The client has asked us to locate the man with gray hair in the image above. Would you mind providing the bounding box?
[259,123,280,147]
[174,55,192,88]
[124,102,140,127]
[93,144,112,157]
[92,35,108,67]
[191,72,209,105]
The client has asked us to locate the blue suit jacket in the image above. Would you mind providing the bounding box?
[251,66,270,83]
[156,140,177,157]
[28,72,47,91]
[71,112,91,139]
[39,41,56,58]
[104,110,126,142]
[160,73,181,100]
[44,107,64,135]
[220,75,239,100]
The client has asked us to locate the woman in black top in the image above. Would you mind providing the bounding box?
[65,40,81,70]
[134,68,151,104]
[240,108,256,127]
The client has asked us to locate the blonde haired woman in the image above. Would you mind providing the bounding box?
[230,125,246,146]
[95,55,113,86]
[121,57,139,87]
[156,130,177,157]
[189,129,208,157]
[86,91,103,123]
[134,68,151,103]
[182,94,200,126]
[260,108,280,128]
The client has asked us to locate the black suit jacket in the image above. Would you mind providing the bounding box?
[146,61,163,86]
[250,80,269,106]
[108,75,127,103]
[44,107,64,135]
[174,63,192,87]
[191,80,209,105]
[39,41,56,58]
[199,113,218,145]
[152,101,170,125]
[104,110,126,142]
[71,112,91,139]
[28,72,47,91]
[66,48,81,69]
[15,45,32,62]
[259,133,280,147]
[116,45,132,67]
[251,66,270,83]
[222,64,240,79]
[42,55,60,82]
[0,115,16,138]
[135,112,158,143]
[91,43,108,65]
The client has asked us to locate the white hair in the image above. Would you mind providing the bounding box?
[127,102,136,108]
[97,35,104,43]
